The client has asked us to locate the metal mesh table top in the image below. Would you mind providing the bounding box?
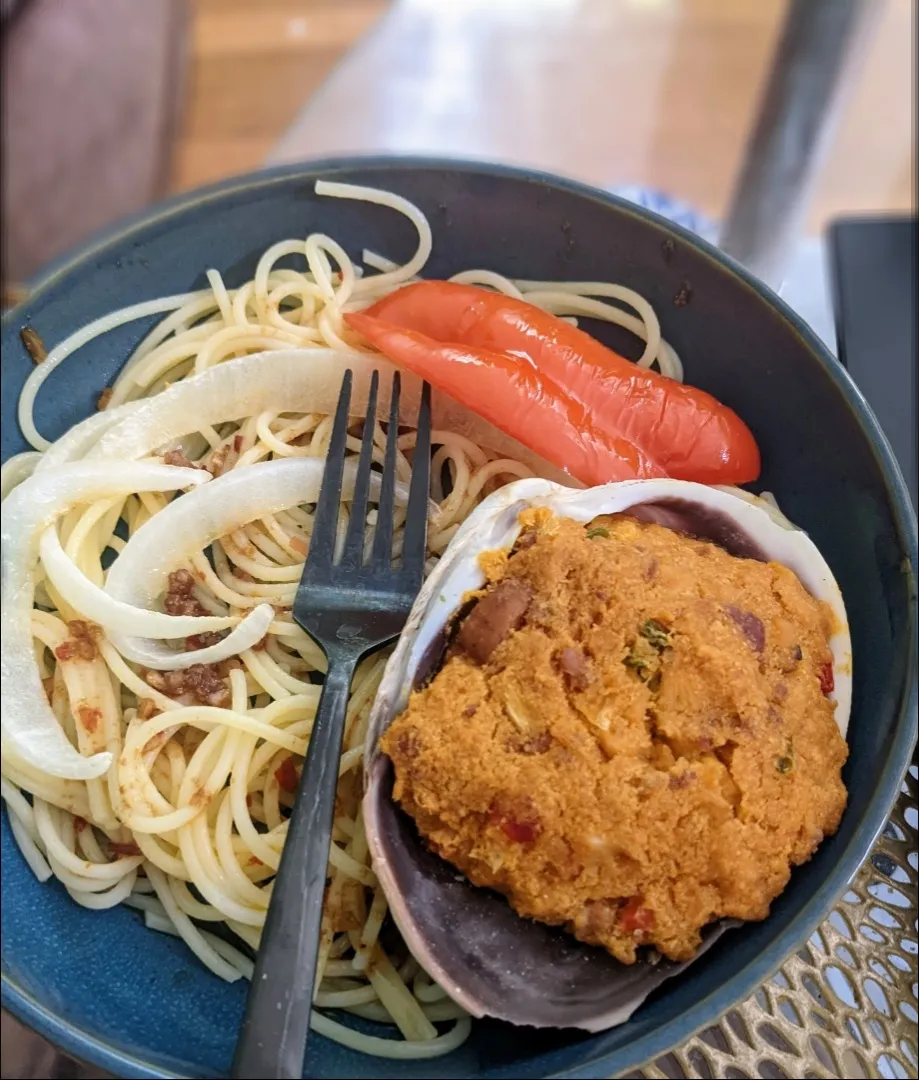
[628,762,918,1080]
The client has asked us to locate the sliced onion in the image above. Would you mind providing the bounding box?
[1,462,207,780]
[38,527,248,638]
[104,458,405,668]
[110,602,276,672]
[36,399,143,472]
[1,451,42,500]
[87,349,571,482]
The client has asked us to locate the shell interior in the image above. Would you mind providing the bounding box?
[363,479,852,1032]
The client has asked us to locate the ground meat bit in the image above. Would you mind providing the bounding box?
[77,706,102,733]
[137,698,161,720]
[513,730,553,755]
[557,646,592,691]
[55,620,101,662]
[185,631,224,651]
[167,568,195,594]
[163,448,199,469]
[164,569,208,616]
[668,770,696,790]
[724,605,766,653]
[454,579,532,664]
[396,730,423,759]
[205,445,230,476]
[513,529,538,551]
[144,664,230,707]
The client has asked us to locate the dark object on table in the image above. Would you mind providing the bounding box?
[829,216,918,512]
[719,0,878,288]
[1,159,915,1080]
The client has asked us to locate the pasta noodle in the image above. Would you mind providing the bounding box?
[1,180,681,1058]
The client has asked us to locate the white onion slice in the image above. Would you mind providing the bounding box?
[86,349,571,483]
[1,462,207,780]
[1,452,42,500]
[111,603,276,672]
[104,458,403,669]
[38,527,248,639]
[36,400,143,472]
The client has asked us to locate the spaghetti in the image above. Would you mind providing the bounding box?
[1,180,682,1058]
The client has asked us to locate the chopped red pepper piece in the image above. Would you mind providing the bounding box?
[619,895,656,933]
[274,755,300,794]
[488,801,542,844]
[818,661,835,695]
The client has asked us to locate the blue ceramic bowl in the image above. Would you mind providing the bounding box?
[2,158,916,1079]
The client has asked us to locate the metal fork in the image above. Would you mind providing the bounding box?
[231,369,431,1079]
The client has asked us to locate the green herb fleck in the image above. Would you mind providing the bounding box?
[774,739,795,774]
[640,618,672,650]
[586,527,610,540]
[623,651,649,675]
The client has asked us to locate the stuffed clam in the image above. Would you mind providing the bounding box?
[364,478,851,1032]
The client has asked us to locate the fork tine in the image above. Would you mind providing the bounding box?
[370,372,401,572]
[339,370,380,570]
[401,380,432,584]
[305,370,353,569]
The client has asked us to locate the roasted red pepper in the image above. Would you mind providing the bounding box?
[351,281,761,485]
[345,314,666,487]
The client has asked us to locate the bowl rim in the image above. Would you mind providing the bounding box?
[2,154,916,1080]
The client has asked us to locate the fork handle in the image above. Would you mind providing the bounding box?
[231,654,358,1079]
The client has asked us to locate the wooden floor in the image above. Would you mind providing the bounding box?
[171,0,391,192]
[172,0,915,231]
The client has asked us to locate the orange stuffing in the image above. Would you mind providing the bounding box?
[382,511,848,964]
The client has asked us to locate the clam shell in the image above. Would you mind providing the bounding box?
[363,479,852,1031]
